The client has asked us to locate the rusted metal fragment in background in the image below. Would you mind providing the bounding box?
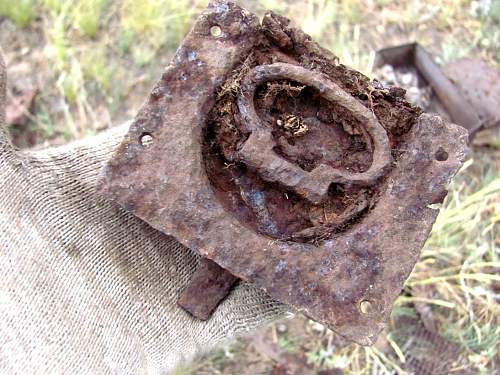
[443,58,500,143]
[374,43,481,130]
[99,1,468,345]
[178,258,238,320]
[443,58,500,123]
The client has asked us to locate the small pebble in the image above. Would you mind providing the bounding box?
[276,323,288,333]
[310,321,326,333]
[400,72,414,86]
[374,64,433,110]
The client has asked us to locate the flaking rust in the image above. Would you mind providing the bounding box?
[99,1,468,345]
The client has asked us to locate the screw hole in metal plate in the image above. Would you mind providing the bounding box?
[434,147,449,161]
[140,133,154,147]
[210,25,222,37]
[360,300,374,314]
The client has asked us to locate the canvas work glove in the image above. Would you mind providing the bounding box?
[0,51,285,374]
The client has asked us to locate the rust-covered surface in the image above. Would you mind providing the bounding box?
[99,1,468,345]
[178,258,238,320]
[443,58,500,123]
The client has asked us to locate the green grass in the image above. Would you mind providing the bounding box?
[74,0,108,38]
[120,0,204,51]
[0,0,36,27]
[277,335,300,353]
[2,0,497,142]
[81,46,112,92]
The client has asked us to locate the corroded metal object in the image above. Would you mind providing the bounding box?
[99,1,468,345]
[178,258,238,320]
[235,63,392,204]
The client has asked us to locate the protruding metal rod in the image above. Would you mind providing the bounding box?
[178,259,239,320]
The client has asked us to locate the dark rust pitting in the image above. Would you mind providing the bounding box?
[178,258,238,320]
[99,1,468,345]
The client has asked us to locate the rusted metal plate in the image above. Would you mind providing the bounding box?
[443,58,500,143]
[99,1,468,345]
[443,58,500,123]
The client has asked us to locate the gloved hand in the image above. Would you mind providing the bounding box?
[0,51,285,374]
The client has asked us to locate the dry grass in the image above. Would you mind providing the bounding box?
[1,0,499,373]
[1,0,498,143]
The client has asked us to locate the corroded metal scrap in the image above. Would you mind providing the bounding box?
[99,1,468,345]
[177,258,238,320]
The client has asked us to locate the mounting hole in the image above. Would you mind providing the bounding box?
[434,147,448,161]
[359,300,373,314]
[210,25,222,37]
[140,132,154,147]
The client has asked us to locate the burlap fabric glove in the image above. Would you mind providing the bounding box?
[0,52,286,374]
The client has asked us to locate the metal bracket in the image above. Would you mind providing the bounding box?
[99,1,468,345]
